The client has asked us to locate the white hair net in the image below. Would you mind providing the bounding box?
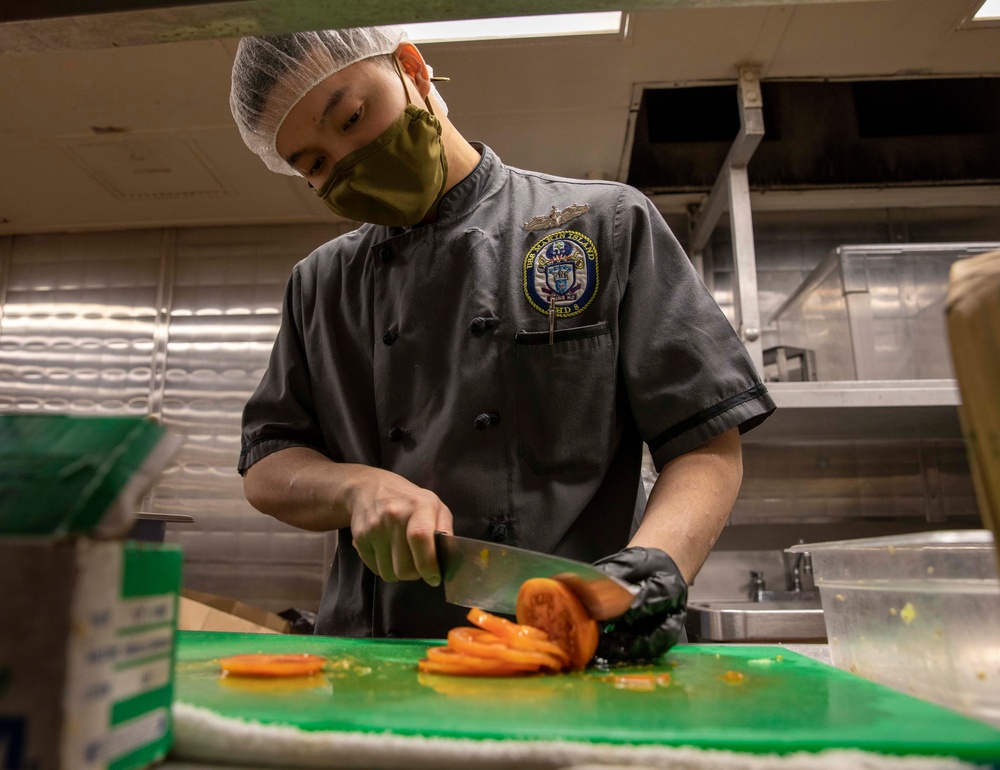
[230,26,447,176]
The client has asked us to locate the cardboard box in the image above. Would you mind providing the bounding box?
[179,590,290,634]
[0,415,181,770]
[946,249,1000,561]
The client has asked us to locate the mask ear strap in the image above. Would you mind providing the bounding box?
[394,54,444,116]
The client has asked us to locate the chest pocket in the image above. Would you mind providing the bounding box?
[515,321,616,474]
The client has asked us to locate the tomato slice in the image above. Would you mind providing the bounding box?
[467,608,549,642]
[515,577,599,670]
[417,658,529,677]
[449,627,506,645]
[446,628,564,671]
[417,586,599,678]
[426,645,533,669]
[218,653,326,678]
[460,616,573,666]
[420,646,538,676]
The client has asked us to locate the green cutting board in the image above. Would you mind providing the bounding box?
[174,631,1000,762]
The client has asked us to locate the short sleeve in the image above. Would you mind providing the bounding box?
[616,191,775,472]
[238,265,328,474]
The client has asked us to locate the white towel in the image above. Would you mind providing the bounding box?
[171,702,986,770]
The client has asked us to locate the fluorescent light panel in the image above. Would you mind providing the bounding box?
[401,12,623,44]
[974,0,1000,19]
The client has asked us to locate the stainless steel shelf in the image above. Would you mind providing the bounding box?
[749,380,963,441]
[767,379,959,407]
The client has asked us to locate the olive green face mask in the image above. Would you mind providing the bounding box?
[314,59,449,227]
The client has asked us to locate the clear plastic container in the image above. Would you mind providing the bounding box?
[769,243,1000,380]
[789,531,1000,727]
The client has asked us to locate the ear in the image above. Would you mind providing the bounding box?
[395,42,432,99]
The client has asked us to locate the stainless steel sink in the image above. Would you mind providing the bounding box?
[686,600,827,643]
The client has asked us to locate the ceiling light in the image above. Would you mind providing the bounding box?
[974,0,1000,19]
[401,12,623,44]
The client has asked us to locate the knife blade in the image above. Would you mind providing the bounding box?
[435,532,638,621]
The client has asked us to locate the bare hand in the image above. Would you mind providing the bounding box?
[345,468,453,586]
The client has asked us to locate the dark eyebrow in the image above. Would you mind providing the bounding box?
[283,85,352,168]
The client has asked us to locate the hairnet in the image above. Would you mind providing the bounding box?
[230,26,447,176]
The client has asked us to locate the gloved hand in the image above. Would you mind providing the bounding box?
[591,546,688,664]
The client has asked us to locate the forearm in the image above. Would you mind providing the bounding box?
[243,447,453,585]
[628,427,743,583]
[242,446,368,532]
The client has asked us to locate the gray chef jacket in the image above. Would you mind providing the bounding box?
[239,144,775,639]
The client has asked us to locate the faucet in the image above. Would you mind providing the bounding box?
[786,550,815,593]
[748,549,819,603]
[748,571,769,602]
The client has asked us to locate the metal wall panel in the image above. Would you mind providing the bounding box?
[0,224,348,614]
[154,224,347,612]
[0,230,162,414]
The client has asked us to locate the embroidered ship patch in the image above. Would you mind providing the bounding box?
[523,230,599,317]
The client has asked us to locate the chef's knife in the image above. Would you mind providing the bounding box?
[435,532,638,621]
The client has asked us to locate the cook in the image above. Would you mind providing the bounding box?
[228,25,775,660]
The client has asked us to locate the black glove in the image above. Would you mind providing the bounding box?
[592,547,688,664]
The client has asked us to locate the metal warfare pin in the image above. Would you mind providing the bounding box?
[523,203,590,232]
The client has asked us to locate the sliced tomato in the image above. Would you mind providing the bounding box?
[426,645,534,670]
[417,658,527,677]
[416,586,600,678]
[419,646,537,676]
[448,625,569,663]
[515,577,599,670]
[218,653,326,678]
[467,608,549,642]
[448,627,506,645]
[446,628,564,671]
[461,616,573,667]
